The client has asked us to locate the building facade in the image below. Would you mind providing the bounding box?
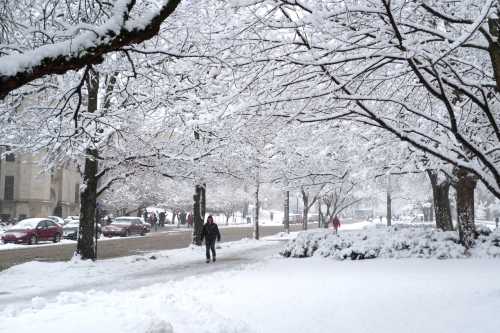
[0,148,80,221]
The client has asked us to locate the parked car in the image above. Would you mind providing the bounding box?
[63,216,79,225]
[1,218,63,245]
[102,217,149,237]
[141,220,152,233]
[63,220,102,240]
[48,216,66,227]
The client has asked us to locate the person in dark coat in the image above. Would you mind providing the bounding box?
[159,212,166,227]
[201,215,221,263]
[331,215,341,234]
[149,213,158,232]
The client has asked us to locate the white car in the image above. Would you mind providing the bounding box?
[63,216,79,225]
[48,216,65,227]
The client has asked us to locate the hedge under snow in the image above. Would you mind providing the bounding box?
[280,226,500,260]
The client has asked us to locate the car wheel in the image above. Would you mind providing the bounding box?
[53,234,61,243]
[29,235,37,245]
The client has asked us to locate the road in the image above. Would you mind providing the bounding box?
[0,223,312,270]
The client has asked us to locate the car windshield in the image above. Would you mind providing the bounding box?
[11,219,40,230]
[112,219,133,225]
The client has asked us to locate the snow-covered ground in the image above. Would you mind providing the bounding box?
[1,230,499,333]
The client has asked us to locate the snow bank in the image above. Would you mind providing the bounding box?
[280,227,500,260]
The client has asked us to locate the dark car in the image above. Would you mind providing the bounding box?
[1,218,63,245]
[63,220,102,240]
[102,217,148,237]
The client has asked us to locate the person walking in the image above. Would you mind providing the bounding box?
[187,213,193,228]
[149,213,158,232]
[201,215,221,263]
[159,211,166,227]
[331,215,341,234]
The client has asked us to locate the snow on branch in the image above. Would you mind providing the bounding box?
[0,0,182,100]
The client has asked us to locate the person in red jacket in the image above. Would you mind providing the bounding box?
[331,215,341,234]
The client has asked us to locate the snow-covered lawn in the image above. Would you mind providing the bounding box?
[282,227,500,259]
[1,231,499,333]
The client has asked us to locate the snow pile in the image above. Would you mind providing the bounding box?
[280,228,500,260]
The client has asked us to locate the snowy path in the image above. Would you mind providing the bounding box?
[1,232,499,333]
[0,237,287,309]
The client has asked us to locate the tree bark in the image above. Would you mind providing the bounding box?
[318,201,323,228]
[254,182,260,240]
[192,184,203,245]
[200,184,206,222]
[77,148,98,260]
[455,167,477,249]
[76,69,99,260]
[386,177,392,227]
[427,170,453,231]
[301,189,309,230]
[284,190,290,234]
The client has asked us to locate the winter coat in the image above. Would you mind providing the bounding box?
[331,216,341,228]
[201,222,221,242]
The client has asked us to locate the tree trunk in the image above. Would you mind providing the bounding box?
[200,184,206,222]
[254,182,260,240]
[455,167,477,249]
[76,69,99,260]
[318,201,323,228]
[427,170,453,231]
[429,200,434,222]
[386,184,392,227]
[301,189,308,230]
[324,200,332,229]
[192,184,203,245]
[284,190,290,234]
[77,148,98,260]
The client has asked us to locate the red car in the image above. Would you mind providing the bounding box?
[1,218,63,245]
[102,217,149,237]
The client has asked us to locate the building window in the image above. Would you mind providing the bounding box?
[5,152,15,162]
[4,176,14,200]
[4,146,15,162]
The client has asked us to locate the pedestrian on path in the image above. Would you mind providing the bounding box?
[331,215,341,234]
[149,213,158,232]
[201,215,221,263]
[187,213,193,228]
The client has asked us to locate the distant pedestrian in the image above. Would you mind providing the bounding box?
[159,212,166,227]
[180,211,187,225]
[201,215,221,263]
[143,210,148,224]
[149,213,158,232]
[187,213,193,228]
[331,215,341,234]
[496,217,499,230]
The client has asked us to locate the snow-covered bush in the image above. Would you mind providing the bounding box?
[280,228,500,260]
